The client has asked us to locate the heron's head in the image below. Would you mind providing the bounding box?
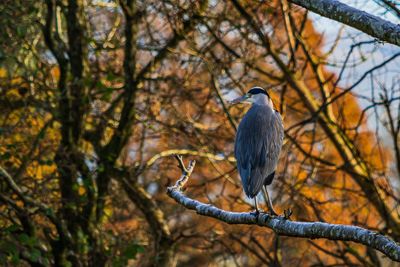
[229,87,273,106]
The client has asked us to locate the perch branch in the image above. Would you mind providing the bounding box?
[289,0,400,47]
[166,157,400,262]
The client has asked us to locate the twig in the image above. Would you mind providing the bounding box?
[170,155,196,191]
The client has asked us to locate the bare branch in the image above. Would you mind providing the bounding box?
[289,0,400,47]
[166,158,400,262]
[144,149,235,171]
[210,72,238,132]
[171,156,196,190]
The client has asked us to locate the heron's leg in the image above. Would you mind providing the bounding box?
[262,186,277,216]
[250,197,264,216]
[254,197,260,213]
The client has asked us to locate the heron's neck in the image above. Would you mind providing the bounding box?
[253,94,273,108]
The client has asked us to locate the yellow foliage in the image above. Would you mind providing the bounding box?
[16,200,24,208]
[78,186,86,196]
[5,88,20,99]
[0,68,7,78]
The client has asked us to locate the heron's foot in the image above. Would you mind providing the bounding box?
[268,210,278,216]
[250,208,264,217]
[283,208,293,220]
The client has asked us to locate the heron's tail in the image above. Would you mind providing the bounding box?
[243,168,265,198]
[239,167,251,196]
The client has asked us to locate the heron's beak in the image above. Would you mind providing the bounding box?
[229,94,250,105]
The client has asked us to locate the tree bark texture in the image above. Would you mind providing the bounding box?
[289,0,400,47]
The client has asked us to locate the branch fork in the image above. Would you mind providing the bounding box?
[167,154,196,192]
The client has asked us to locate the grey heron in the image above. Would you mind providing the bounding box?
[230,87,284,215]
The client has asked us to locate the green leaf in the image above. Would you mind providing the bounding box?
[27,236,38,247]
[100,87,114,101]
[10,252,20,265]
[1,152,11,160]
[44,208,54,217]
[38,159,54,166]
[4,224,19,233]
[106,72,116,81]
[112,258,124,267]
[97,164,105,173]
[29,248,41,262]
[124,246,136,259]
[136,246,145,253]
[38,130,46,139]
[72,183,80,191]
[123,243,145,260]
[1,241,17,255]
[18,234,30,245]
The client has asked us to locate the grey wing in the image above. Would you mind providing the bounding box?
[234,116,253,197]
[235,107,284,198]
[263,110,284,185]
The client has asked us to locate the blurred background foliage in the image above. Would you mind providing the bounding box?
[0,0,400,266]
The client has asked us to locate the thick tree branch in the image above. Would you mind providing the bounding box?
[289,0,400,47]
[95,0,139,224]
[166,157,400,262]
[66,0,88,142]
